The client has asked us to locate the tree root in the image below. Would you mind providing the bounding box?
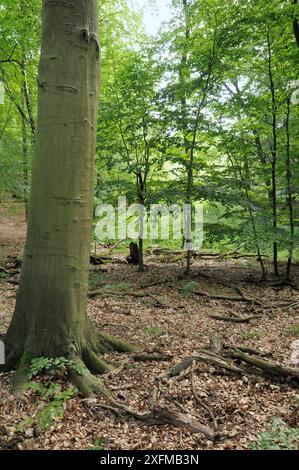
[83,400,215,441]
[83,349,114,374]
[68,358,111,398]
[13,352,32,397]
[97,332,137,354]
[1,326,137,400]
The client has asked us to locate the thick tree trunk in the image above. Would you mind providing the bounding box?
[2,0,133,396]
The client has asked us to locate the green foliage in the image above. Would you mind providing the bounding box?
[16,417,34,434]
[244,331,261,341]
[87,439,105,451]
[251,418,299,450]
[143,326,164,336]
[286,325,299,337]
[35,384,77,431]
[181,281,198,295]
[1,0,298,270]
[28,357,86,379]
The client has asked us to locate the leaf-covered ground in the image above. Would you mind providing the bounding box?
[0,202,298,450]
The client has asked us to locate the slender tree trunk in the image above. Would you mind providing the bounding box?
[243,155,267,279]
[285,98,294,280]
[20,57,36,138]
[226,150,266,279]
[267,33,279,276]
[180,0,193,276]
[137,173,145,273]
[186,150,193,277]
[2,0,133,396]
[293,0,299,48]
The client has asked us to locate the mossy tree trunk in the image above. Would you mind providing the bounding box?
[1,0,134,396]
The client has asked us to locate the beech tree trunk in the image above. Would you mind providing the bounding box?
[2,0,133,396]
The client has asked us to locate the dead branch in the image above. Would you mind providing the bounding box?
[194,352,244,374]
[190,370,218,431]
[168,358,195,378]
[210,314,261,323]
[84,401,215,441]
[224,344,271,357]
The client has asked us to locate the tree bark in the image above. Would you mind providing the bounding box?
[293,0,299,48]
[267,32,279,276]
[137,173,146,273]
[285,98,294,280]
[21,91,29,221]
[2,0,134,396]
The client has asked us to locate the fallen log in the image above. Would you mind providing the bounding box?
[227,349,299,381]
[210,314,261,323]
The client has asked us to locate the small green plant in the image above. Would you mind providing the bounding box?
[286,325,299,337]
[29,356,87,379]
[36,385,77,430]
[87,439,105,451]
[16,417,34,433]
[244,331,261,340]
[27,380,61,398]
[251,418,299,450]
[0,270,9,280]
[181,280,198,295]
[143,326,164,336]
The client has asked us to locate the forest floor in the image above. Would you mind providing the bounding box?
[0,200,299,450]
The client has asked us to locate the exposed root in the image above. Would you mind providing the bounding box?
[83,348,114,374]
[97,333,137,354]
[13,352,31,397]
[83,400,215,441]
[67,356,111,398]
